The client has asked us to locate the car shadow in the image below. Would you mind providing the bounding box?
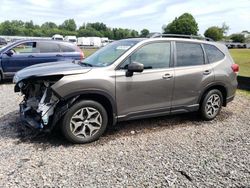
[0,109,233,148]
[0,79,13,85]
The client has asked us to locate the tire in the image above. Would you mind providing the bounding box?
[61,100,108,144]
[200,89,223,120]
[0,73,2,83]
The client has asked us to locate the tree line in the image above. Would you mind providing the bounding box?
[0,19,149,40]
[0,14,248,42]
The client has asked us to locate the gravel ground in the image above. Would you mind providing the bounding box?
[0,82,250,187]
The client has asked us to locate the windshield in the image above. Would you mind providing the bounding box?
[81,40,140,67]
[0,42,15,52]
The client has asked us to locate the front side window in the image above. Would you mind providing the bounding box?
[121,42,171,69]
[176,42,204,67]
[81,40,140,67]
[204,44,225,63]
[11,42,37,53]
[37,42,60,53]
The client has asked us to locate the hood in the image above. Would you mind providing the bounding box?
[13,61,91,83]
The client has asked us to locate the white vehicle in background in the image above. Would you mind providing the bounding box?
[77,37,91,46]
[52,34,64,41]
[89,37,102,48]
[65,36,77,44]
[101,37,109,46]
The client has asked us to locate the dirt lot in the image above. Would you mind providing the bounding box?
[0,82,250,187]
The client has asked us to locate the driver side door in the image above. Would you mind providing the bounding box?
[1,42,37,74]
[115,41,174,120]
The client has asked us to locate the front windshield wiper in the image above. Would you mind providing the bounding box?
[72,60,93,67]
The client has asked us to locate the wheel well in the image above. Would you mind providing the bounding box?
[200,85,227,106]
[75,93,115,127]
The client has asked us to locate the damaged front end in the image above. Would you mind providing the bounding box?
[15,77,62,130]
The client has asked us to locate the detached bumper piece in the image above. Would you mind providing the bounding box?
[20,103,43,129]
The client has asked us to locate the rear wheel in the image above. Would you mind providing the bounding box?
[61,100,108,144]
[200,89,223,120]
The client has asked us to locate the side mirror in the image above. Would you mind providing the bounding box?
[5,50,14,56]
[126,62,144,77]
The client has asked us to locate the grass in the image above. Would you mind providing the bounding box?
[237,89,250,97]
[82,48,98,57]
[229,49,250,77]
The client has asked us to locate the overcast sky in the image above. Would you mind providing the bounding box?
[0,0,250,35]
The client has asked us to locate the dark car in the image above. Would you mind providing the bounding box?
[0,37,7,46]
[0,39,84,81]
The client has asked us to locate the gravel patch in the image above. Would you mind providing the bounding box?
[0,83,250,187]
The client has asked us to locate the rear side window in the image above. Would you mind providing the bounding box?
[204,44,225,63]
[176,42,204,67]
[37,42,60,53]
[60,44,75,52]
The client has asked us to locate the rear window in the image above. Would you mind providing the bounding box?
[204,44,225,63]
[176,42,204,67]
[37,42,60,53]
[60,44,75,52]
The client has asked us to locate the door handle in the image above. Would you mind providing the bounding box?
[162,73,173,79]
[28,55,34,58]
[203,70,211,75]
[56,54,63,57]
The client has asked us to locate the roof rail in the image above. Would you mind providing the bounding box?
[149,33,214,41]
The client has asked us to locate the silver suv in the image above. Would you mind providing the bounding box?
[13,35,238,144]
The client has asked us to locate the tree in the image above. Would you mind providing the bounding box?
[41,22,58,29]
[59,19,77,31]
[164,13,198,35]
[140,29,149,37]
[230,34,245,43]
[204,26,223,41]
[221,22,229,35]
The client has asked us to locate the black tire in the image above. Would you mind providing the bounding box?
[0,73,2,83]
[200,89,223,120]
[61,100,108,144]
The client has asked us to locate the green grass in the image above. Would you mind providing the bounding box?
[237,89,250,97]
[82,48,98,57]
[230,49,250,77]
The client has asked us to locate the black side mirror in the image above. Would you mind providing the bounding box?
[126,62,144,77]
[5,50,14,56]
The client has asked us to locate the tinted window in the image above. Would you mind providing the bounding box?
[204,44,225,63]
[37,42,60,53]
[60,44,75,52]
[12,42,38,53]
[176,42,204,67]
[121,42,171,69]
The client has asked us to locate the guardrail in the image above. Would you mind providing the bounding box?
[237,76,250,91]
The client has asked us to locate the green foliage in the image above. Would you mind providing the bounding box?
[163,13,198,35]
[140,29,149,37]
[59,19,77,31]
[204,26,223,41]
[230,34,245,43]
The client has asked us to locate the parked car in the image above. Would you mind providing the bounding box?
[13,35,238,144]
[52,34,64,41]
[0,39,84,81]
[0,37,7,46]
[64,36,77,44]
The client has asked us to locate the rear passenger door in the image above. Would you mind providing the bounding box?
[35,41,64,65]
[172,42,214,109]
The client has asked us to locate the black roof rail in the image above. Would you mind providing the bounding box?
[149,33,214,41]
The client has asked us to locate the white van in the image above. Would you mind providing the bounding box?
[65,36,77,44]
[89,37,102,48]
[52,34,64,41]
[77,37,91,46]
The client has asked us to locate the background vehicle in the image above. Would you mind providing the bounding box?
[64,36,77,44]
[0,37,7,46]
[14,35,238,144]
[0,39,84,81]
[52,34,64,41]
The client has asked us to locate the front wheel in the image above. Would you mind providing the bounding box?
[61,100,108,144]
[200,89,223,120]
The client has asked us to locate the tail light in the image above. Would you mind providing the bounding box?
[77,47,84,60]
[231,64,239,74]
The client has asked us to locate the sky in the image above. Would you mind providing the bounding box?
[0,0,250,35]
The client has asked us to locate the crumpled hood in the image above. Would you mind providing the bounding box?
[13,61,92,83]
